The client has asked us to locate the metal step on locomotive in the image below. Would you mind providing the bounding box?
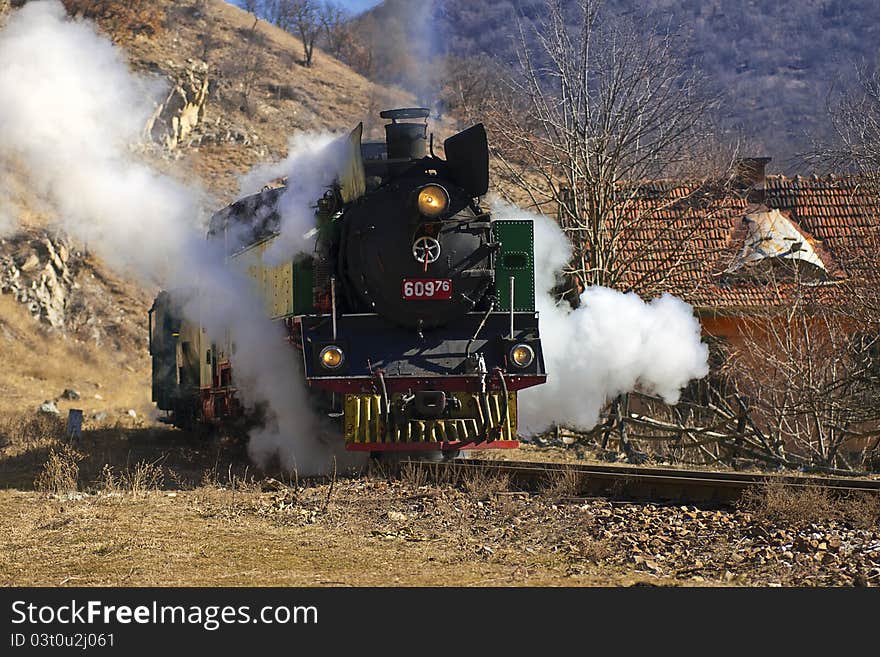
[149,108,547,457]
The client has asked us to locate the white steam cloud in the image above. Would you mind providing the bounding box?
[238,132,347,265]
[0,1,356,475]
[0,1,194,281]
[491,201,710,433]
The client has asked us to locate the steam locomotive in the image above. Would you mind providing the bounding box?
[149,108,546,456]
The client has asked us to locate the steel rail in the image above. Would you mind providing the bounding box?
[407,458,880,504]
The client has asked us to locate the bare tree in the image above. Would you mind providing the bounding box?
[439,55,507,123]
[197,19,218,63]
[811,65,880,324]
[242,0,262,15]
[274,0,320,67]
[818,66,880,187]
[318,1,350,60]
[728,287,880,471]
[767,70,880,469]
[224,16,266,115]
[488,0,735,298]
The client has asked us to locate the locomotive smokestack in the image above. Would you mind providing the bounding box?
[380,107,429,160]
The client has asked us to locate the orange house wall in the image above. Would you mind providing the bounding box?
[699,315,746,344]
[697,311,874,454]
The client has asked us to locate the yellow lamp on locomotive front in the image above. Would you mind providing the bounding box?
[510,344,535,368]
[320,345,345,370]
[417,184,449,218]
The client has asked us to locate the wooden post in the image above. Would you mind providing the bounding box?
[66,409,83,442]
[618,393,632,456]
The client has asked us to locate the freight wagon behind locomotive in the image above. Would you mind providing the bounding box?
[150,108,547,456]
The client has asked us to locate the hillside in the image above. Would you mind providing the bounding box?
[96,0,411,201]
[0,0,413,419]
[353,0,880,169]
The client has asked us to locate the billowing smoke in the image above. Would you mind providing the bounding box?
[238,132,347,266]
[0,1,195,281]
[491,201,710,433]
[0,1,355,475]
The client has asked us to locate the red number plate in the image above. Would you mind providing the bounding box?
[402,278,453,300]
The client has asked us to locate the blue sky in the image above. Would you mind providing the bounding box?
[230,0,381,16]
[336,0,382,12]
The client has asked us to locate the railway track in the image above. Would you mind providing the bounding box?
[406,458,880,505]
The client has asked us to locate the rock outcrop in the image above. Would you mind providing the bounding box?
[146,60,210,151]
[1,228,151,351]
[0,232,75,328]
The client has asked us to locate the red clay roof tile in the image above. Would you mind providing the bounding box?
[605,175,880,312]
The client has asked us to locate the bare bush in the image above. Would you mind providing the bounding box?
[35,445,81,495]
[98,461,164,495]
[542,469,583,501]
[461,467,510,501]
[61,0,164,40]
[843,492,880,530]
[741,483,880,529]
[728,294,880,470]
[740,483,838,526]
[221,16,267,115]
[0,413,65,450]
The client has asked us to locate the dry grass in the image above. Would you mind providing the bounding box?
[0,412,65,449]
[4,425,877,586]
[0,487,635,587]
[740,483,880,529]
[461,467,511,501]
[542,469,584,501]
[740,483,838,525]
[96,460,165,496]
[0,412,69,489]
[840,492,880,530]
[394,461,432,490]
[0,433,642,586]
[0,294,151,419]
[34,445,81,495]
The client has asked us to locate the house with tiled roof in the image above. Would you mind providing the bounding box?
[579,161,880,467]
[610,159,880,341]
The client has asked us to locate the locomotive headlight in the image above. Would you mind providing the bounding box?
[417,184,449,218]
[319,345,345,370]
[510,344,535,368]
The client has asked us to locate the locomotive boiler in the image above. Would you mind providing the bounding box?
[149,108,547,456]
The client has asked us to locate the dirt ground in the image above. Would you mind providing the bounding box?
[1,416,878,587]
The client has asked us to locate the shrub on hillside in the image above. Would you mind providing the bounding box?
[61,0,164,39]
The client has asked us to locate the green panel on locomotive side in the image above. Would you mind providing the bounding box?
[492,219,535,312]
[293,257,316,315]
